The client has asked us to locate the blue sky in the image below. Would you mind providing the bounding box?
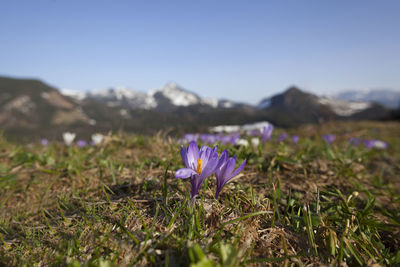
[1,0,399,104]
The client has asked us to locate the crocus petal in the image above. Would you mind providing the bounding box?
[216,158,235,190]
[175,168,197,179]
[215,157,227,177]
[277,132,287,142]
[215,158,231,192]
[216,150,228,170]
[180,146,189,168]
[223,157,237,179]
[187,141,199,169]
[199,146,212,167]
[200,155,220,179]
[199,146,219,176]
[229,159,247,180]
[261,124,274,144]
[215,163,229,199]
[215,158,247,199]
[323,134,335,144]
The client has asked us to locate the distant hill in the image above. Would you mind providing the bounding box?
[0,76,393,141]
[0,76,93,140]
[257,86,390,127]
[0,76,148,140]
[258,87,334,126]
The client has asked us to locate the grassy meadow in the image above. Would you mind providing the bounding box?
[0,121,400,266]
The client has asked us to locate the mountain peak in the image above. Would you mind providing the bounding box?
[164,81,179,89]
[267,86,317,109]
[156,82,201,107]
[257,86,306,109]
[283,86,306,96]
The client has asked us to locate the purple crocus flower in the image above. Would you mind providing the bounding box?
[175,141,225,201]
[260,124,274,145]
[184,134,198,143]
[291,135,299,144]
[349,137,361,146]
[248,129,260,137]
[322,134,335,144]
[364,140,374,148]
[41,139,49,146]
[277,132,287,143]
[200,134,217,145]
[77,140,87,148]
[220,135,231,144]
[228,133,241,145]
[215,151,246,199]
[219,133,240,145]
[199,134,208,144]
[364,139,388,149]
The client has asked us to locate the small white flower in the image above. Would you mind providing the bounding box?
[251,137,260,147]
[91,133,104,145]
[372,140,387,149]
[62,132,76,146]
[236,139,249,147]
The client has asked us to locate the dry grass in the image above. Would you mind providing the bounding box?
[0,121,399,266]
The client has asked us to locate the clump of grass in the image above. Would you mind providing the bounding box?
[0,121,399,266]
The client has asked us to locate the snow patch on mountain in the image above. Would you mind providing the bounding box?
[88,87,157,110]
[93,87,133,100]
[60,89,87,101]
[209,125,241,133]
[92,87,148,101]
[318,97,371,116]
[209,121,273,133]
[201,98,218,108]
[217,99,237,108]
[242,121,273,132]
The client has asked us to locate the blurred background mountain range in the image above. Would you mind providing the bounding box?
[1,76,399,141]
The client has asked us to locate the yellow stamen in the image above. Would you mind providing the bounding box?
[196,159,203,175]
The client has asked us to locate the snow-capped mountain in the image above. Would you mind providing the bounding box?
[334,89,400,109]
[63,82,229,110]
[152,82,214,107]
[86,87,157,110]
[149,82,220,110]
